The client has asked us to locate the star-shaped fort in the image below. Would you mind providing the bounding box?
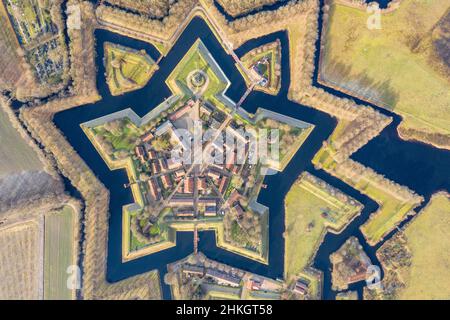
[0,0,449,302]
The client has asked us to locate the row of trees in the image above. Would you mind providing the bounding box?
[398,126,450,151]
[334,159,424,203]
[106,0,172,18]
[67,1,99,98]
[332,110,392,162]
[96,0,198,41]
[216,0,279,17]
[302,172,361,208]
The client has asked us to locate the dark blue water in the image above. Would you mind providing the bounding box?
[52,1,449,300]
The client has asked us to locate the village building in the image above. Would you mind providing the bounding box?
[205,269,241,287]
[169,198,195,207]
[174,169,185,180]
[155,120,174,136]
[225,151,236,169]
[183,177,194,194]
[135,146,145,163]
[210,119,221,130]
[293,279,309,296]
[171,127,190,151]
[176,207,195,217]
[182,264,205,277]
[198,198,217,207]
[152,161,162,175]
[218,176,229,194]
[250,278,262,291]
[160,175,172,190]
[147,179,161,201]
[228,190,242,205]
[348,261,369,284]
[212,163,225,171]
[233,203,245,220]
[147,149,157,160]
[159,158,168,171]
[167,158,182,170]
[141,131,154,143]
[169,100,194,121]
[231,165,240,175]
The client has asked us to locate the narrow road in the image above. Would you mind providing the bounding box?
[236,82,257,109]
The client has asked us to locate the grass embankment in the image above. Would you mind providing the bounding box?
[44,206,77,300]
[284,172,362,295]
[321,0,450,143]
[359,185,418,245]
[239,41,281,95]
[0,108,43,177]
[167,40,227,101]
[105,42,158,96]
[313,121,422,246]
[398,193,450,299]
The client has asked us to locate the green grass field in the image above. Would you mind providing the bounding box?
[0,108,43,177]
[105,42,157,96]
[321,0,450,140]
[398,193,450,299]
[359,183,418,245]
[92,118,142,153]
[284,173,361,283]
[44,206,76,300]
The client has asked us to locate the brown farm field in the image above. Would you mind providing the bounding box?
[0,107,43,177]
[0,220,43,299]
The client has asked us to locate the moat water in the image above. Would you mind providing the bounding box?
[51,0,449,299]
